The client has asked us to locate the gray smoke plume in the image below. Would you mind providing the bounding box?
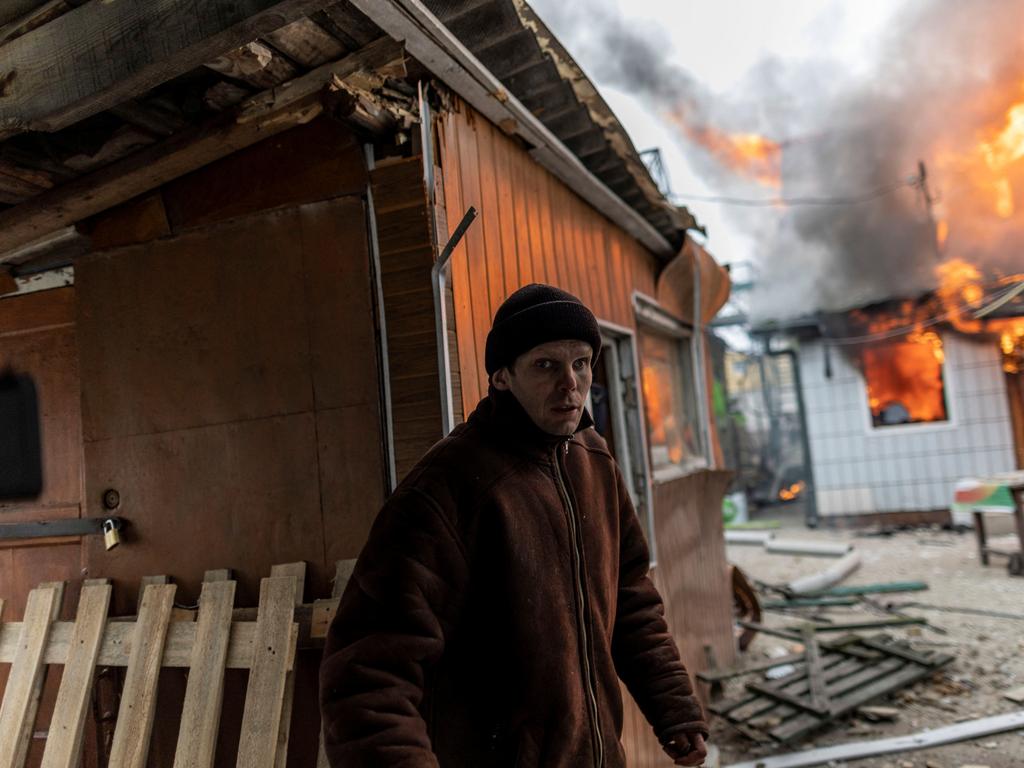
[531,0,1024,321]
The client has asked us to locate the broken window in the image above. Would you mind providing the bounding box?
[638,329,704,472]
[590,328,656,561]
[862,332,950,428]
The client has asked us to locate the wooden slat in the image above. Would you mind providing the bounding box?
[802,625,830,715]
[270,563,306,768]
[770,656,955,743]
[12,581,65,768]
[0,38,404,257]
[205,41,296,89]
[316,559,356,768]
[107,583,176,768]
[40,581,112,768]
[172,580,236,768]
[263,17,345,68]
[235,577,297,768]
[0,616,302,670]
[0,0,333,136]
[0,585,58,768]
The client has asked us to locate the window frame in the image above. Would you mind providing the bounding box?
[590,320,658,566]
[632,294,711,483]
[860,332,959,436]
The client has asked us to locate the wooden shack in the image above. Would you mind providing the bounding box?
[0,0,733,764]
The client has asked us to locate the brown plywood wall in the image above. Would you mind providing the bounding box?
[437,102,735,766]
[77,199,385,613]
[620,470,735,767]
[436,101,661,415]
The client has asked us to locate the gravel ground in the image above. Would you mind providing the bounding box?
[711,517,1024,768]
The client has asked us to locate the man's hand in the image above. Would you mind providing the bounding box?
[665,732,707,766]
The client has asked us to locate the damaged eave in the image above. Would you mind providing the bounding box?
[510,0,696,238]
[354,0,679,257]
[0,0,352,140]
[0,36,409,257]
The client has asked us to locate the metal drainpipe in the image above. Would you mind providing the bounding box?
[770,348,820,528]
[420,85,478,437]
[432,208,477,435]
[692,249,715,466]
[364,144,398,491]
[419,84,455,437]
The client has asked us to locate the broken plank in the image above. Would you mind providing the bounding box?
[790,617,925,633]
[802,625,830,715]
[205,41,297,89]
[0,618,295,670]
[237,36,403,124]
[107,583,176,768]
[859,636,940,666]
[697,652,807,683]
[736,621,801,642]
[743,681,824,716]
[761,597,858,609]
[235,577,297,768]
[744,657,896,731]
[0,37,405,257]
[770,656,953,742]
[270,563,306,768]
[41,582,112,768]
[0,0,335,136]
[263,17,345,67]
[818,581,929,597]
[14,581,66,768]
[316,559,355,768]
[0,585,59,768]
[723,710,1024,768]
[172,580,236,768]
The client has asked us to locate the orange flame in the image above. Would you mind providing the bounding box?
[779,481,805,502]
[863,334,949,425]
[935,258,985,333]
[667,110,781,188]
[934,81,1024,225]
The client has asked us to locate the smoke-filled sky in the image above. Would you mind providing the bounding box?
[529,0,1024,320]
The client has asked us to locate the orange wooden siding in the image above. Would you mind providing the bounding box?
[438,101,735,766]
[437,101,661,415]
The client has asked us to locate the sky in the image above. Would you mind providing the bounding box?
[529,0,909,270]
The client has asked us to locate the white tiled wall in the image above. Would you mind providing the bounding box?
[799,334,1018,516]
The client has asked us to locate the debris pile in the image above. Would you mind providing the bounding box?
[716,528,1024,768]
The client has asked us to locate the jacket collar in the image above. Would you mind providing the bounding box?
[469,387,594,461]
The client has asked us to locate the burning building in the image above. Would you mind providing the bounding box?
[759,265,1024,524]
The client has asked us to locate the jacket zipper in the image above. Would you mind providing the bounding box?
[553,441,605,768]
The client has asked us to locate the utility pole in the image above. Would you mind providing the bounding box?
[916,159,942,261]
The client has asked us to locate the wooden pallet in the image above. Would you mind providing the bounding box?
[0,565,305,768]
[709,633,954,744]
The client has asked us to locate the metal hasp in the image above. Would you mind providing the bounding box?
[432,206,478,435]
[0,517,126,550]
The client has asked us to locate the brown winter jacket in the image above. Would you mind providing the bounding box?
[320,390,707,767]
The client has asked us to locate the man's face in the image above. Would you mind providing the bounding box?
[491,339,594,436]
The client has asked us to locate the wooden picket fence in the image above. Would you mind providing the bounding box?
[0,563,314,768]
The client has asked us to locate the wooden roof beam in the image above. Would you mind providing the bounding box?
[0,0,338,139]
[0,37,405,257]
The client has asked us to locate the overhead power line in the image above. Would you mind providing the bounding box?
[670,177,920,208]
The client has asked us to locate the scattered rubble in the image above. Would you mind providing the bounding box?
[714,526,1024,768]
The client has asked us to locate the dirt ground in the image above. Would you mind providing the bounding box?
[712,513,1024,768]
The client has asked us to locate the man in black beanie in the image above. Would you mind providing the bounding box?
[321,284,708,768]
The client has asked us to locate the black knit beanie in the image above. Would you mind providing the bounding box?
[484,284,602,375]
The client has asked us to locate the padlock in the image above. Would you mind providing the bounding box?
[102,518,122,551]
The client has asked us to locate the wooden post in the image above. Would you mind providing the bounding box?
[270,563,306,768]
